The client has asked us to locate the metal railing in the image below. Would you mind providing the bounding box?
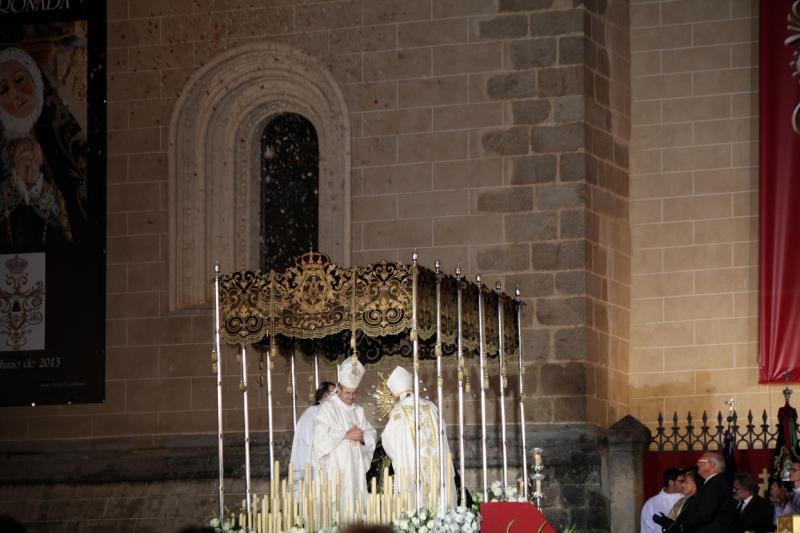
[650,409,783,451]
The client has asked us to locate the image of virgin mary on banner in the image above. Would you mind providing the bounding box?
[0,2,106,405]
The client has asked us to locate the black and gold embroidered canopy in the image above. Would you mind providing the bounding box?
[218,251,519,364]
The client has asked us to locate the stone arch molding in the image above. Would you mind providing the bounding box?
[168,42,351,310]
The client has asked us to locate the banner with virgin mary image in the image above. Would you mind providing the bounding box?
[0,1,105,405]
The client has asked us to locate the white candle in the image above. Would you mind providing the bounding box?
[446,454,453,507]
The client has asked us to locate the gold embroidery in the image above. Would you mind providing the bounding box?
[218,252,520,358]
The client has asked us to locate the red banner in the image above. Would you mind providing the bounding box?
[759,0,800,383]
[480,502,556,533]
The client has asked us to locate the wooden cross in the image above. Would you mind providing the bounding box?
[758,467,771,496]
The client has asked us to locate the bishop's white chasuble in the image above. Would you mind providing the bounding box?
[310,393,377,513]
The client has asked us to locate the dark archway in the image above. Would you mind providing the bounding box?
[260,113,320,272]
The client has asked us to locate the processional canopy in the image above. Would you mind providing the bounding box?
[217,251,519,363]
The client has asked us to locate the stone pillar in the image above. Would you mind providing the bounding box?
[605,415,651,533]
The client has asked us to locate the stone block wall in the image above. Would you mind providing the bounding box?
[628,0,775,426]
[582,0,631,428]
[0,0,632,442]
[0,427,610,532]
[0,1,631,530]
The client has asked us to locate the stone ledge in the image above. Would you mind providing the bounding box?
[0,424,607,485]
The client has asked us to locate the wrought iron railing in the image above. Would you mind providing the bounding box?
[649,409,783,451]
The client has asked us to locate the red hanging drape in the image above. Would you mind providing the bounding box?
[759,0,800,383]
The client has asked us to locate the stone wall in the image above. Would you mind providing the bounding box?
[0,0,633,531]
[582,0,631,428]
[0,427,611,532]
[0,0,631,441]
[628,0,773,426]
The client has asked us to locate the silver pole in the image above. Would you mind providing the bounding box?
[455,267,466,506]
[314,353,320,389]
[266,340,275,480]
[496,281,508,487]
[290,350,298,431]
[213,264,225,521]
[239,344,253,523]
[477,274,488,496]
[516,286,529,500]
[434,259,446,512]
[411,251,422,510]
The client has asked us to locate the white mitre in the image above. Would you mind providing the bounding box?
[337,356,365,390]
[387,366,413,398]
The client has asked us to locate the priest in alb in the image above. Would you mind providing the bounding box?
[381,365,455,508]
[310,356,376,513]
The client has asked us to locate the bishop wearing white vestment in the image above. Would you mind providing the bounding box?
[310,357,376,514]
[381,365,456,508]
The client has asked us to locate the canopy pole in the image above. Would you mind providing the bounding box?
[496,281,508,487]
[434,259,446,512]
[314,353,320,390]
[477,274,488,496]
[239,343,253,524]
[266,338,275,480]
[290,348,298,431]
[212,264,225,520]
[455,266,466,506]
[411,251,422,511]
[516,286,529,500]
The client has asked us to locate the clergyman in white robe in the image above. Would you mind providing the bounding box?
[289,381,335,482]
[310,357,376,515]
[381,365,456,509]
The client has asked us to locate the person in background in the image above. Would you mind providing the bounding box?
[770,479,795,527]
[641,467,685,533]
[289,381,335,483]
[670,467,699,520]
[670,452,736,533]
[789,461,800,511]
[732,471,774,533]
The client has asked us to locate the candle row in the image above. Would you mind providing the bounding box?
[223,456,454,533]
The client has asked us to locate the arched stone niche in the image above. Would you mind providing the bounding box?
[168,42,351,310]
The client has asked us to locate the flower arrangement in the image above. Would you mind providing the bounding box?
[392,507,433,533]
[475,480,528,505]
[208,515,250,532]
[392,506,479,533]
[430,505,479,533]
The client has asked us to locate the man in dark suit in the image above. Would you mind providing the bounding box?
[733,471,775,533]
[670,452,737,533]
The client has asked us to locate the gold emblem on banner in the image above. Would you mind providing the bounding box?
[218,251,520,360]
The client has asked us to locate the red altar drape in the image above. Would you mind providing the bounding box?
[759,0,800,383]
